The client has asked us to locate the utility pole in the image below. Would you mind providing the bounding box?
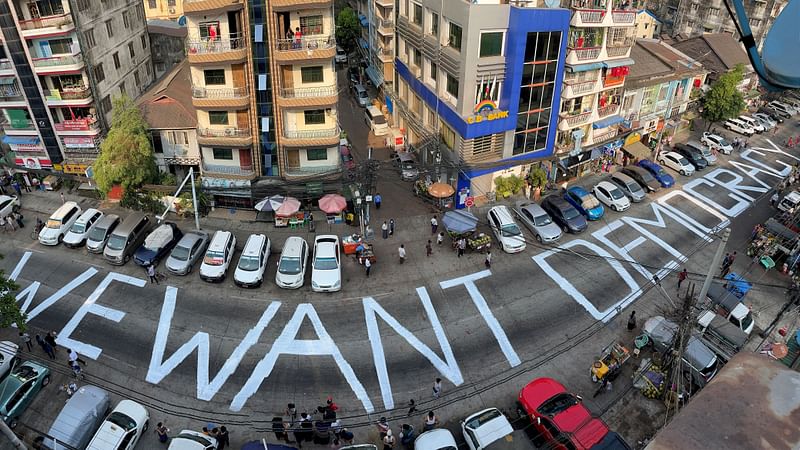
[0,419,26,449]
[697,228,731,304]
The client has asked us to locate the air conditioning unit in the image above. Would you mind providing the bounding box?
[224,127,236,136]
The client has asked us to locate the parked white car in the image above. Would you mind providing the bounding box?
[311,235,341,292]
[659,151,695,176]
[86,400,149,450]
[168,430,218,450]
[0,341,19,381]
[592,180,631,212]
[487,205,526,254]
[701,132,733,155]
[39,202,81,246]
[0,195,18,219]
[461,408,514,450]
[234,234,270,288]
[415,429,458,450]
[752,112,777,130]
[275,236,309,289]
[63,208,103,248]
[723,118,755,136]
[199,231,237,282]
[738,115,764,133]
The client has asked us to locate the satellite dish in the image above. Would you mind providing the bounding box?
[177,15,187,26]
[760,0,800,89]
[544,0,560,8]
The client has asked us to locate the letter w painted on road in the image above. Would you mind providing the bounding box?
[146,287,281,402]
[364,288,463,410]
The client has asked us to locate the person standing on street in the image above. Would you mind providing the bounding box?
[19,332,32,351]
[383,429,395,450]
[398,244,406,264]
[437,232,444,246]
[457,238,466,258]
[45,331,58,353]
[382,221,389,239]
[426,240,432,257]
[389,219,395,236]
[147,264,159,284]
[156,422,170,444]
[68,348,87,367]
[430,216,438,234]
[12,181,21,196]
[365,258,372,277]
[627,311,636,331]
[771,191,780,207]
[60,192,65,204]
[374,193,382,210]
[217,426,230,450]
[484,251,492,268]
[677,268,688,289]
[432,378,442,398]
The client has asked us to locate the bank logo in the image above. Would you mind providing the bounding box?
[474,99,498,114]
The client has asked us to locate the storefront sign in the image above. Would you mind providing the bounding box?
[55,118,94,131]
[63,137,96,148]
[624,132,641,146]
[56,163,89,174]
[15,157,52,169]
[466,100,509,124]
[201,178,251,189]
[9,143,45,153]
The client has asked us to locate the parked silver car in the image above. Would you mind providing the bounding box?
[643,315,720,388]
[609,172,646,202]
[165,230,210,276]
[513,201,562,243]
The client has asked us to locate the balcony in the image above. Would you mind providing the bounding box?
[186,36,247,64]
[18,13,74,39]
[377,19,394,35]
[2,119,36,135]
[191,86,250,108]
[0,59,12,76]
[197,127,252,146]
[271,0,334,11]
[281,126,340,147]
[592,129,618,144]
[569,47,601,61]
[376,0,394,6]
[605,45,631,58]
[31,53,84,75]
[202,163,256,178]
[45,86,92,105]
[611,9,636,24]
[274,36,336,62]
[0,84,25,105]
[276,84,338,108]
[577,10,606,24]
[596,104,619,118]
[183,0,243,13]
[559,111,593,129]
[53,117,100,134]
[285,164,342,177]
[563,78,598,97]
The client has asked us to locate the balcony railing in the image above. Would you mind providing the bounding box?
[593,130,618,143]
[203,164,255,176]
[4,120,35,130]
[561,111,593,127]
[569,47,601,60]
[286,165,341,175]
[577,10,605,23]
[198,127,251,138]
[186,36,246,55]
[565,79,597,95]
[611,10,636,23]
[596,104,619,117]
[18,13,72,30]
[605,46,631,58]
[607,36,635,48]
[31,53,83,68]
[284,127,339,139]
[572,0,607,8]
[0,85,23,99]
[54,117,99,132]
[191,86,248,98]
[279,85,338,98]
[49,86,91,100]
[276,36,335,52]
[0,60,11,71]
[378,19,394,31]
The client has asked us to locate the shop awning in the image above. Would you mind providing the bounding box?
[593,114,624,129]
[359,14,369,27]
[765,217,798,241]
[365,66,383,87]
[358,38,369,49]
[604,58,635,69]
[623,141,652,159]
[2,136,39,145]
[566,62,604,73]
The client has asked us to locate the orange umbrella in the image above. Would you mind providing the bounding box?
[318,194,347,213]
[428,182,455,198]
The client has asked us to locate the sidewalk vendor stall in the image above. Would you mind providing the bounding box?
[442,210,491,253]
[748,217,798,269]
[590,341,631,383]
[342,234,364,255]
[413,180,454,209]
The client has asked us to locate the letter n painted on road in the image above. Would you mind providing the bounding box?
[532,240,640,322]
[231,304,374,413]
[364,288,463,410]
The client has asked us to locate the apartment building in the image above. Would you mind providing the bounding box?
[634,10,661,39]
[671,33,757,95]
[553,0,638,180]
[0,0,153,172]
[393,0,570,205]
[355,0,395,90]
[265,0,341,179]
[144,0,183,21]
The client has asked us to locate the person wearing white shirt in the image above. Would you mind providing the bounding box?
[398,245,406,264]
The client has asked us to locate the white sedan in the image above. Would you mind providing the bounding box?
[312,235,341,292]
[86,400,149,450]
[592,181,631,212]
[168,430,218,449]
[659,151,695,176]
[415,429,458,450]
[701,132,733,155]
[0,195,18,219]
[0,341,18,380]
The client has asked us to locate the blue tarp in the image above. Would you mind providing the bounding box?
[724,272,752,299]
[592,114,624,129]
[566,62,604,72]
[2,135,39,145]
[358,38,369,49]
[359,14,369,27]
[442,210,478,234]
[604,58,635,68]
[366,66,383,87]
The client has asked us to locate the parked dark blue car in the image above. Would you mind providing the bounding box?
[563,186,605,220]
[636,159,675,188]
[540,195,588,234]
[134,222,183,267]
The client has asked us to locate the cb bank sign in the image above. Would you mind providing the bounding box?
[466,100,509,124]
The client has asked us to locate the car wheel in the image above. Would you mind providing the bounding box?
[57,234,63,244]
[680,170,686,176]
[562,224,569,233]
[42,375,50,386]
[536,234,542,243]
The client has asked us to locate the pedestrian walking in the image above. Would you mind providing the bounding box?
[365,258,372,277]
[376,417,390,439]
[12,181,21,196]
[398,244,406,264]
[389,219,395,236]
[19,332,31,351]
[339,428,354,445]
[60,192,65,204]
[457,238,466,258]
[35,334,46,351]
[382,221,389,239]
[432,377,442,398]
[677,268,687,289]
[156,422,170,444]
[771,191,780,207]
[45,331,58,352]
[42,341,55,360]
[484,251,492,269]
[217,426,230,450]
[430,216,438,234]
[374,193,382,210]
[423,411,438,431]
[729,251,737,266]
[286,403,298,424]
[12,211,23,229]
[383,429,395,450]
[437,232,444,246]
[3,215,15,232]
[721,253,731,270]
[70,360,84,379]
[68,348,87,366]
[627,311,636,331]
[147,264,159,284]
[426,240,432,257]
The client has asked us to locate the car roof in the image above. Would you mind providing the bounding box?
[95,214,120,228]
[50,201,80,219]
[76,208,101,223]
[242,234,267,256]
[180,230,208,246]
[610,172,634,183]
[209,231,233,251]
[414,429,457,450]
[519,377,566,411]
[567,186,589,195]
[638,159,658,169]
[282,236,307,256]
[518,201,546,215]
[489,205,514,222]
[596,180,618,190]
[543,195,570,209]
[171,430,217,449]
[462,408,513,448]
[665,151,686,159]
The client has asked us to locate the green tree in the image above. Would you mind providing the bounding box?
[336,7,361,54]
[0,255,27,332]
[94,94,158,195]
[701,64,747,129]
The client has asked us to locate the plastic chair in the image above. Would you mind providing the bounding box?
[760,256,775,270]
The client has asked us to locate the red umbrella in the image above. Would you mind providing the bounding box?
[318,193,347,213]
[275,196,301,216]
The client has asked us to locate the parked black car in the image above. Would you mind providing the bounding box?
[672,144,709,170]
[620,166,661,192]
[133,222,183,267]
[758,106,789,121]
[540,195,588,234]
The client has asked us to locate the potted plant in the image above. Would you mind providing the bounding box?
[527,166,548,200]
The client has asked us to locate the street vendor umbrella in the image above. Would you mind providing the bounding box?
[318,193,347,213]
[428,182,455,198]
[275,196,301,216]
[442,210,478,234]
[254,194,285,212]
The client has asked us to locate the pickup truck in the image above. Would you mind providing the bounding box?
[462,408,534,450]
[697,310,749,361]
[706,282,755,335]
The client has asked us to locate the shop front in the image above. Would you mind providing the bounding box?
[201,177,253,209]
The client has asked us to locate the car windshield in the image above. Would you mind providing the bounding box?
[315,256,338,270]
[279,256,303,275]
[88,227,107,241]
[373,115,387,125]
[106,234,126,251]
[171,245,191,261]
[107,412,137,431]
[46,219,62,229]
[465,409,503,429]
[534,213,552,226]
[608,187,624,199]
[656,168,668,178]
[627,181,642,193]
[678,157,690,165]
[562,207,580,220]
[741,313,754,331]
[718,138,730,146]
[538,393,579,416]
[238,255,261,271]
[70,222,86,234]
[701,148,712,157]
[500,223,521,237]
[204,250,225,266]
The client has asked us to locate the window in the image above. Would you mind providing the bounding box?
[300,15,324,35]
[136,5,142,21]
[446,72,458,97]
[101,95,112,112]
[199,21,220,40]
[105,19,114,38]
[413,3,423,26]
[304,109,326,125]
[440,121,456,150]
[203,69,226,85]
[94,63,105,83]
[84,29,96,49]
[213,148,233,160]
[48,38,73,55]
[141,35,148,50]
[128,42,135,58]
[76,0,89,11]
[300,66,324,83]
[119,81,126,96]
[307,148,328,160]
[148,0,156,8]
[112,52,120,69]
[448,22,462,51]
[36,0,64,15]
[429,11,439,36]
[429,61,437,81]
[208,111,229,125]
[168,0,176,5]
[479,32,504,57]
[134,70,140,86]
[146,62,152,77]
[123,10,130,28]
[413,48,422,67]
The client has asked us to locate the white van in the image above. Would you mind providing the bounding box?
[738,115,764,133]
[365,105,389,136]
[199,230,237,282]
[724,118,754,136]
[234,234,270,288]
[778,191,800,212]
[768,101,796,116]
[39,201,82,246]
[63,208,104,248]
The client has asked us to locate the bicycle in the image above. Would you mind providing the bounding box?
[30,221,43,240]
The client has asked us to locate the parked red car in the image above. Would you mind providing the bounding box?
[518,378,630,450]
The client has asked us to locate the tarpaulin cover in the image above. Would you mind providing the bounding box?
[442,210,478,234]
